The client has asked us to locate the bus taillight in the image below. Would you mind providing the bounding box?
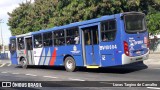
[123,41,129,56]
[144,37,149,48]
[24,50,26,54]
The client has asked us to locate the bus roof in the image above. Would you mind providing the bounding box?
[31,13,121,35]
[16,32,32,37]
[12,12,144,36]
[9,36,16,39]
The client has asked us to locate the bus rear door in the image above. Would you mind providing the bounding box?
[80,23,100,68]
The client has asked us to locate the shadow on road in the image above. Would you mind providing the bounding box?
[15,62,148,74]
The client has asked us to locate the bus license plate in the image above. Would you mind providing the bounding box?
[136,57,143,60]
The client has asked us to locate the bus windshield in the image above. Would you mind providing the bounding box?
[124,14,146,33]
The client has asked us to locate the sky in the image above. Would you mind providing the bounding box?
[0,0,34,45]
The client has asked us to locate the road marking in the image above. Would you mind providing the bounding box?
[153,68,160,70]
[1,72,8,73]
[147,87,160,90]
[25,74,37,77]
[69,78,85,81]
[12,73,20,75]
[0,63,5,67]
[43,76,58,79]
[7,63,11,66]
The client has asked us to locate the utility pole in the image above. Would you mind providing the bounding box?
[0,19,4,53]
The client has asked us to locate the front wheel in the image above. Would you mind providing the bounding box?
[64,57,76,72]
[20,58,28,69]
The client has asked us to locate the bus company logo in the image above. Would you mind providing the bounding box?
[129,38,144,46]
[71,45,80,54]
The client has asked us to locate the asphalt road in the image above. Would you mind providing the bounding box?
[0,55,159,90]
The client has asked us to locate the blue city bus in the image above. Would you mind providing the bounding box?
[9,12,149,72]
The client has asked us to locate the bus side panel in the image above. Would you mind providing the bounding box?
[51,46,66,66]
[53,45,83,66]
[100,54,115,67]
[40,47,52,65]
[71,45,84,66]
[36,45,83,66]
[33,48,43,65]
[114,17,124,65]
[100,42,116,67]
[36,47,60,66]
[100,15,123,67]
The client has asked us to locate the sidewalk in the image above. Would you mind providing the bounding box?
[144,54,160,65]
[0,59,11,64]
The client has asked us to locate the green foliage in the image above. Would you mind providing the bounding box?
[147,12,160,34]
[7,0,160,35]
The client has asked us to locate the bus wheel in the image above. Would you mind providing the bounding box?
[20,58,28,69]
[64,57,76,72]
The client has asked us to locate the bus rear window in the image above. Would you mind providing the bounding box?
[124,14,146,33]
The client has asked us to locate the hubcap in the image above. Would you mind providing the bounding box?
[66,60,73,69]
[21,59,26,66]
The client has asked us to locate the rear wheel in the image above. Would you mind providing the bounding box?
[20,58,28,69]
[64,57,76,72]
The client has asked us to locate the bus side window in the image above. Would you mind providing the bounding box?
[25,38,32,50]
[17,37,25,50]
[66,27,79,45]
[84,30,91,45]
[10,39,16,51]
[43,32,52,47]
[53,30,65,46]
[101,20,116,42]
[33,34,43,48]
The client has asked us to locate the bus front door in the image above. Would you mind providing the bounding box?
[9,38,18,65]
[25,37,34,65]
[81,25,100,67]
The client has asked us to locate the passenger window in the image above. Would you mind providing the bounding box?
[33,34,43,48]
[26,38,33,50]
[43,32,52,47]
[17,37,25,50]
[53,30,65,46]
[66,27,79,45]
[10,39,16,51]
[83,26,99,45]
[101,20,116,42]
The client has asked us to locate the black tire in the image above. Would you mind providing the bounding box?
[20,58,28,69]
[64,57,76,72]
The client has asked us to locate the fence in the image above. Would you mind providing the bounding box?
[0,51,10,60]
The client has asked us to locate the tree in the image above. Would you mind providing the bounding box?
[147,12,160,34]
[7,0,160,36]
